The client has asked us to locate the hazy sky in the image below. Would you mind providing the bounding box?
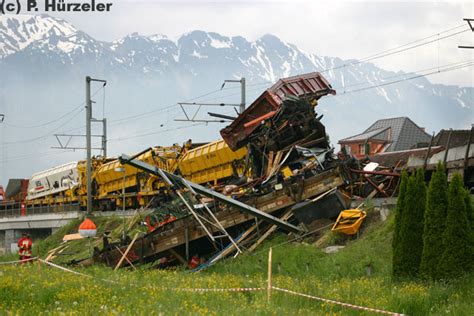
[48,0,474,86]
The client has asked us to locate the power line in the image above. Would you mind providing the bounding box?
[321,26,470,74]
[333,59,474,90]
[358,24,466,61]
[2,86,104,129]
[0,149,75,164]
[109,105,177,124]
[4,105,82,129]
[105,81,272,126]
[338,60,474,95]
[108,123,205,142]
[197,82,269,104]
[1,107,85,146]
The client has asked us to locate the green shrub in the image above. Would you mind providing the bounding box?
[438,173,474,278]
[420,163,448,280]
[392,170,408,278]
[396,170,426,278]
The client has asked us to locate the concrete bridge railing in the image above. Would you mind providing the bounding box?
[0,203,81,218]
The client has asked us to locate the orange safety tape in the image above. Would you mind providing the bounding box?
[168,287,264,292]
[0,257,38,265]
[272,286,406,316]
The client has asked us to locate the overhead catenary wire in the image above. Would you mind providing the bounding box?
[1,107,85,146]
[321,25,470,74]
[338,60,474,95]
[355,24,466,61]
[108,123,205,142]
[107,81,271,126]
[4,105,83,129]
[3,86,104,129]
[0,149,75,163]
[332,59,474,91]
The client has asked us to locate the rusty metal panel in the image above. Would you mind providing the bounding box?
[220,72,336,151]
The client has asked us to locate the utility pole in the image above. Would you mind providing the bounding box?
[53,77,108,215]
[86,76,92,215]
[85,76,107,214]
[175,77,246,123]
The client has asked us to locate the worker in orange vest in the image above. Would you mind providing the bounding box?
[188,254,201,269]
[17,233,33,264]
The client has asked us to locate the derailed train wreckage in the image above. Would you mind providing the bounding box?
[86,72,370,269]
[8,72,402,269]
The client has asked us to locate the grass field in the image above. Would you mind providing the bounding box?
[1,213,473,315]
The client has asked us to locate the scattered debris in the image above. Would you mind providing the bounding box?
[324,246,345,254]
[62,233,84,242]
[332,209,367,235]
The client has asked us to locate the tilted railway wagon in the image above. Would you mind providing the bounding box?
[93,145,184,210]
[26,161,83,206]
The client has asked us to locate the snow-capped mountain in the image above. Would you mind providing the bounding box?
[0,14,472,150]
[0,14,78,57]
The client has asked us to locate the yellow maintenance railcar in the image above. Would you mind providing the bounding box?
[23,139,248,212]
[178,139,248,185]
[94,145,183,210]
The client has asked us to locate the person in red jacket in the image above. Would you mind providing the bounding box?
[17,233,33,264]
[188,254,201,270]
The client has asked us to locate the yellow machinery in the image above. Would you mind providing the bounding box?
[94,145,182,209]
[331,209,367,235]
[178,139,248,185]
[23,139,248,210]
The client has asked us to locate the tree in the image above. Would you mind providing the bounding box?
[438,173,474,278]
[392,170,408,278]
[396,169,426,278]
[420,163,448,280]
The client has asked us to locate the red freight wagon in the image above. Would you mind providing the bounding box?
[220,72,336,151]
[5,179,29,203]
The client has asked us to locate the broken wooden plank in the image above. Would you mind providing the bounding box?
[44,243,68,262]
[267,151,283,178]
[209,220,262,265]
[266,151,275,177]
[114,246,137,270]
[367,183,384,200]
[248,209,293,252]
[357,183,385,209]
[62,233,84,242]
[114,233,139,271]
